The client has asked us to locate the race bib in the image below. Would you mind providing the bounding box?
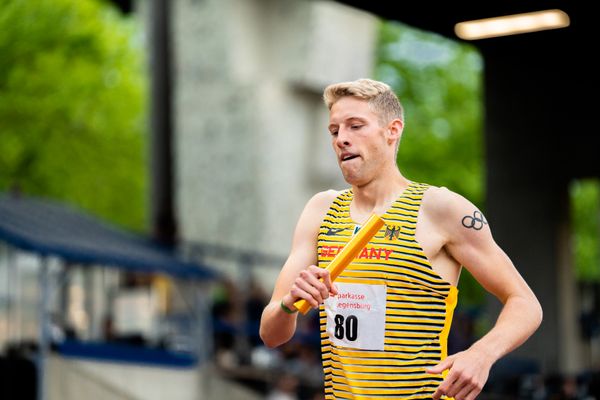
[325,283,387,351]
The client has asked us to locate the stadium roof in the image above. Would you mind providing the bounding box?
[0,193,216,281]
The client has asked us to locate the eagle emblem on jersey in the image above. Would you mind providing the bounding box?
[385,224,401,240]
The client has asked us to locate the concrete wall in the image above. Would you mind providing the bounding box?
[173,0,378,278]
[47,356,199,400]
[47,356,260,400]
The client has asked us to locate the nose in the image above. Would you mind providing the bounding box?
[335,128,351,148]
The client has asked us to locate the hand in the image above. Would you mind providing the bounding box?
[426,348,494,400]
[283,265,338,310]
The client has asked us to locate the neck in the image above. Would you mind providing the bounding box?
[350,164,409,221]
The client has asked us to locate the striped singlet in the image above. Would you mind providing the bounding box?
[318,181,458,399]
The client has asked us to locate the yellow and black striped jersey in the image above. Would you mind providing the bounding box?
[318,181,458,399]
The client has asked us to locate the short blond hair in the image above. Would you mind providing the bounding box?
[323,78,404,126]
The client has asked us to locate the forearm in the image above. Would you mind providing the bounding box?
[429,295,541,399]
[470,294,543,362]
[259,297,298,348]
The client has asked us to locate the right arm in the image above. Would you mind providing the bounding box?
[259,191,338,348]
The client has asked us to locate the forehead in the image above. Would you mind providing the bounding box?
[329,96,377,123]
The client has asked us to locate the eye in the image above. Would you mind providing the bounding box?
[330,130,338,136]
[351,125,362,130]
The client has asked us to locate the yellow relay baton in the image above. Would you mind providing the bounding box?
[293,213,385,315]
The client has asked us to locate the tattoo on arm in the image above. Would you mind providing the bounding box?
[461,210,488,230]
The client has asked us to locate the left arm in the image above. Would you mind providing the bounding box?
[425,189,543,400]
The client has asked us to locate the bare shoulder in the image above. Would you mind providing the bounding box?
[308,189,340,210]
[421,185,469,216]
[296,189,342,235]
[421,185,489,236]
[305,189,341,218]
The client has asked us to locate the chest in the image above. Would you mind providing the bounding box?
[318,216,439,285]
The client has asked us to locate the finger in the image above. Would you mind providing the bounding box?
[444,367,473,398]
[446,375,466,398]
[454,383,475,400]
[456,375,483,400]
[303,270,330,300]
[290,284,319,308]
[432,370,458,400]
[295,274,324,304]
[431,386,445,400]
[318,268,334,293]
[299,270,326,301]
[318,268,339,296]
[426,356,454,375]
[464,386,481,400]
[331,283,339,296]
[308,266,334,292]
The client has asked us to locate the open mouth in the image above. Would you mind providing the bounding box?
[341,154,359,162]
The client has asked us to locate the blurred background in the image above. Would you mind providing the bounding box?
[0,0,598,399]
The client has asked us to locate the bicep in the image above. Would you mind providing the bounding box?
[268,192,333,302]
[449,234,530,303]
[444,200,532,304]
[270,242,318,302]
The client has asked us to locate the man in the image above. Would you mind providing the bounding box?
[259,78,542,399]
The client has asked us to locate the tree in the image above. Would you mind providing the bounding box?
[571,180,600,282]
[0,0,147,231]
[377,21,483,206]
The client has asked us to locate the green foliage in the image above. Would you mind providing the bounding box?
[571,180,600,281]
[0,0,147,231]
[376,21,485,305]
[376,21,483,208]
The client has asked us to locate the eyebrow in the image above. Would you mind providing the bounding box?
[328,116,368,131]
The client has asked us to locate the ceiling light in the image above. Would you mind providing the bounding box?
[455,9,570,40]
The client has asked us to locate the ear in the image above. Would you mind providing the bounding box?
[386,118,403,145]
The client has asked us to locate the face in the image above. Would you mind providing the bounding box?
[328,96,397,186]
